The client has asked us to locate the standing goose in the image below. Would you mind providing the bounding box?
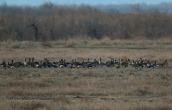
[42,58,48,68]
[30,57,36,68]
[7,60,15,68]
[121,59,129,68]
[58,59,67,68]
[1,61,6,69]
[27,58,32,66]
[99,58,105,66]
[24,58,27,66]
[116,62,120,68]
[71,59,83,68]
[153,61,157,67]
[106,58,114,67]
[130,59,135,66]
[83,58,90,66]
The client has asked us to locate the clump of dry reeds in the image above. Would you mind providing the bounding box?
[41,42,53,48]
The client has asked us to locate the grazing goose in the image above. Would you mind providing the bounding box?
[37,61,43,68]
[85,63,94,68]
[148,64,154,68]
[13,59,24,68]
[146,60,154,68]
[14,62,20,68]
[33,58,39,67]
[159,60,168,68]
[52,61,57,66]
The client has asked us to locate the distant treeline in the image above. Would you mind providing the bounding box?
[96,2,172,13]
[0,2,172,41]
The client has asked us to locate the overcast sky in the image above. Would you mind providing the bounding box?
[0,0,172,6]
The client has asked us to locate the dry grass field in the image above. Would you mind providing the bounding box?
[0,38,172,110]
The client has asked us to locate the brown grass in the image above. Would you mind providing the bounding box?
[0,39,172,109]
[1,67,172,109]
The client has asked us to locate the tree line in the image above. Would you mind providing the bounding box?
[0,2,172,41]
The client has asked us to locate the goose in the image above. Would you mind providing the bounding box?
[106,60,111,67]
[85,63,94,68]
[50,61,58,68]
[7,62,11,68]
[139,60,143,68]
[46,60,52,68]
[82,58,91,66]
[1,61,6,69]
[7,60,15,68]
[106,58,115,67]
[13,60,24,68]
[146,60,154,68]
[71,59,84,68]
[52,61,57,66]
[148,65,154,68]
[14,62,20,68]
[147,63,154,68]
[33,58,39,67]
[24,58,27,66]
[37,61,43,68]
[130,59,136,66]
[142,58,147,67]
[93,59,99,66]
[42,58,48,68]
[30,57,36,68]
[9,60,14,66]
[87,58,90,64]
[121,59,129,68]
[99,58,105,66]
[146,60,150,67]
[133,59,143,69]
[116,62,120,68]
[58,59,67,68]
[159,60,168,68]
[50,62,58,68]
[27,58,32,66]
[153,61,158,67]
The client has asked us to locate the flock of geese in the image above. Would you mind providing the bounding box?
[0,57,168,69]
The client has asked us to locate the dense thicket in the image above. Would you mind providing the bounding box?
[0,3,172,41]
